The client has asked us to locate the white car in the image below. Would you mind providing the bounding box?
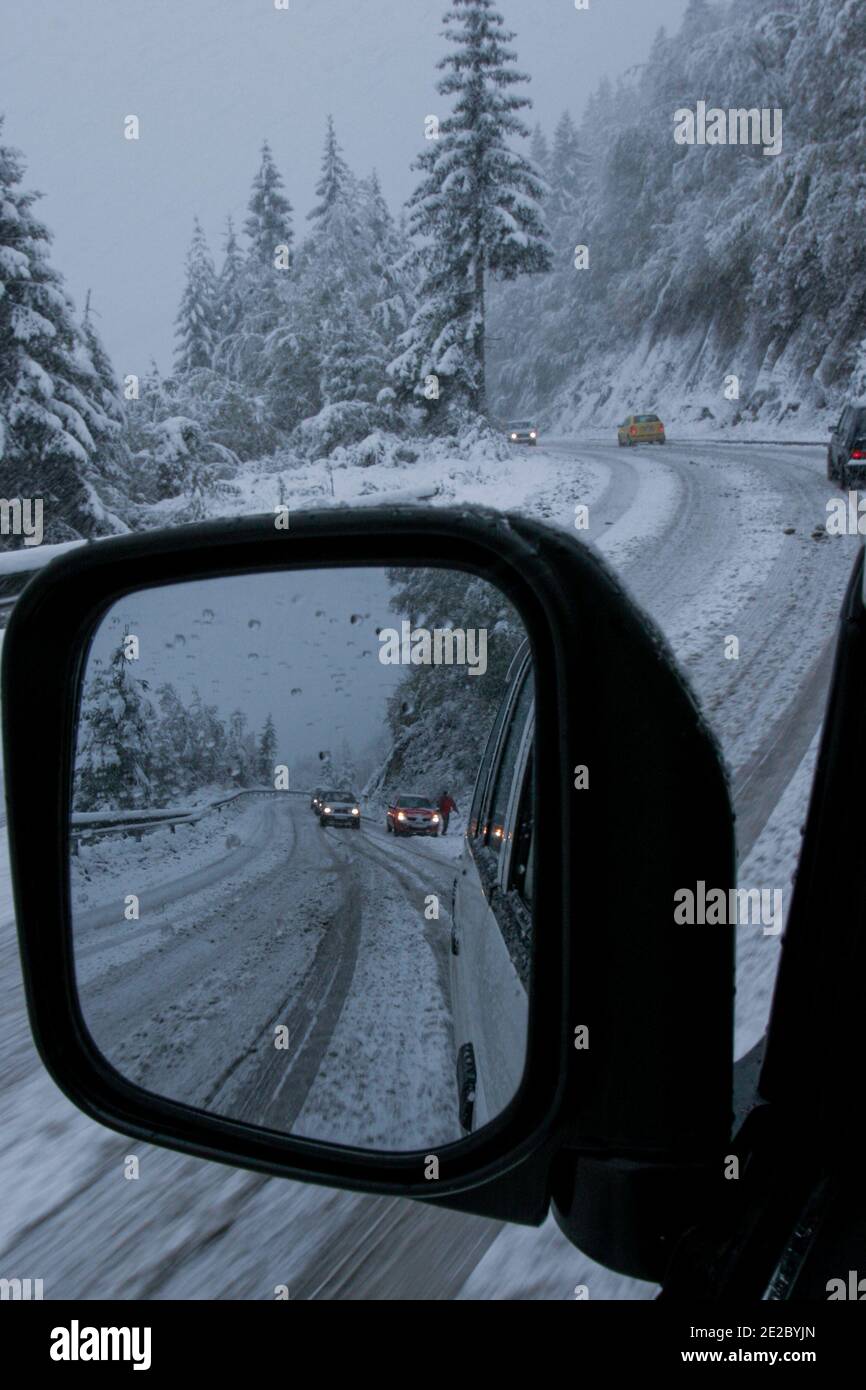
[506,419,538,446]
[319,790,361,829]
[450,643,533,1131]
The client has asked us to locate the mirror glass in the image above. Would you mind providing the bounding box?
[69,565,534,1152]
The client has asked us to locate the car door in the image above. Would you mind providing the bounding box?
[663,545,866,1299]
[451,655,533,1131]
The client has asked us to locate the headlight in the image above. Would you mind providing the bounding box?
[397,811,406,821]
[431,813,440,823]
[510,433,517,440]
[324,806,332,814]
[352,807,359,816]
[530,431,537,438]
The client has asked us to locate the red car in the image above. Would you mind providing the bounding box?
[385,793,441,837]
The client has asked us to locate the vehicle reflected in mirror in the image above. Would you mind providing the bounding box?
[69,565,534,1152]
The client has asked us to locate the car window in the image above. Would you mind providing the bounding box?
[485,673,533,855]
[468,671,516,838]
[509,746,534,909]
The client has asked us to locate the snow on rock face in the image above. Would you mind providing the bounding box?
[488,0,866,441]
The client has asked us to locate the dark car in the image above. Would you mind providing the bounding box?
[385,793,441,837]
[319,790,361,828]
[827,400,866,487]
[310,786,325,812]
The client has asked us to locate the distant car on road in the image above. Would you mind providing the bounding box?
[319,791,361,829]
[618,413,666,447]
[385,794,441,837]
[506,419,539,446]
[310,787,325,813]
[827,401,866,488]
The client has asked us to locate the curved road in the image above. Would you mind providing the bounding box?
[0,438,858,1298]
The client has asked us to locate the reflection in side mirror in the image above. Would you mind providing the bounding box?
[70,566,533,1153]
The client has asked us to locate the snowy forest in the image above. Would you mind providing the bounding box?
[367,567,525,804]
[489,0,866,433]
[73,639,281,811]
[2,0,865,548]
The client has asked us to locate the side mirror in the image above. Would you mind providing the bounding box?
[2,506,734,1282]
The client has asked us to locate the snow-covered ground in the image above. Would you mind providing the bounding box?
[70,793,281,916]
[0,436,858,1298]
[74,795,461,1152]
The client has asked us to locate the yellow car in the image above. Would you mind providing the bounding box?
[617,413,666,447]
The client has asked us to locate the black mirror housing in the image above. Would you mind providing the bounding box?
[2,505,735,1281]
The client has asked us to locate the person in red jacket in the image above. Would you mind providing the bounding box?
[437,791,458,836]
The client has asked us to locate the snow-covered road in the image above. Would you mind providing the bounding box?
[75,798,460,1151]
[0,438,858,1298]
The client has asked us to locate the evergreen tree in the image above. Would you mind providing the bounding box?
[0,117,124,539]
[226,708,254,785]
[319,285,383,405]
[78,292,132,524]
[215,215,245,342]
[74,640,156,810]
[530,123,551,179]
[361,171,415,373]
[548,111,584,225]
[174,218,219,373]
[308,116,353,227]
[391,0,551,419]
[267,116,375,430]
[244,141,294,269]
[257,713,278,783]
[219,145,294,396]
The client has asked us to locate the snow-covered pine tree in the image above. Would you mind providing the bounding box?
[244,140,294,270]
[226,708,255,786]
[150,683,194,803]
[530,124,551,180]
[174,218,219,374]
[319,285,384,406]
[215,216,245,343]
[308,116,353,227]
[390,0,551,421]
[220,143,295,403]
[257,713,278,784]
[267,116,382,439]
[548,111,584,226]
[0,118,127,540]
[79,292,132,521]
[360,171,416,386]
[74,640,157,810]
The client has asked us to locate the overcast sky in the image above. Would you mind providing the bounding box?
[86,565,520,782]
[2,0,689,375]
[88,567,405,775]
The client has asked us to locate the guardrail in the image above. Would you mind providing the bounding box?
[70,787,304,852]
